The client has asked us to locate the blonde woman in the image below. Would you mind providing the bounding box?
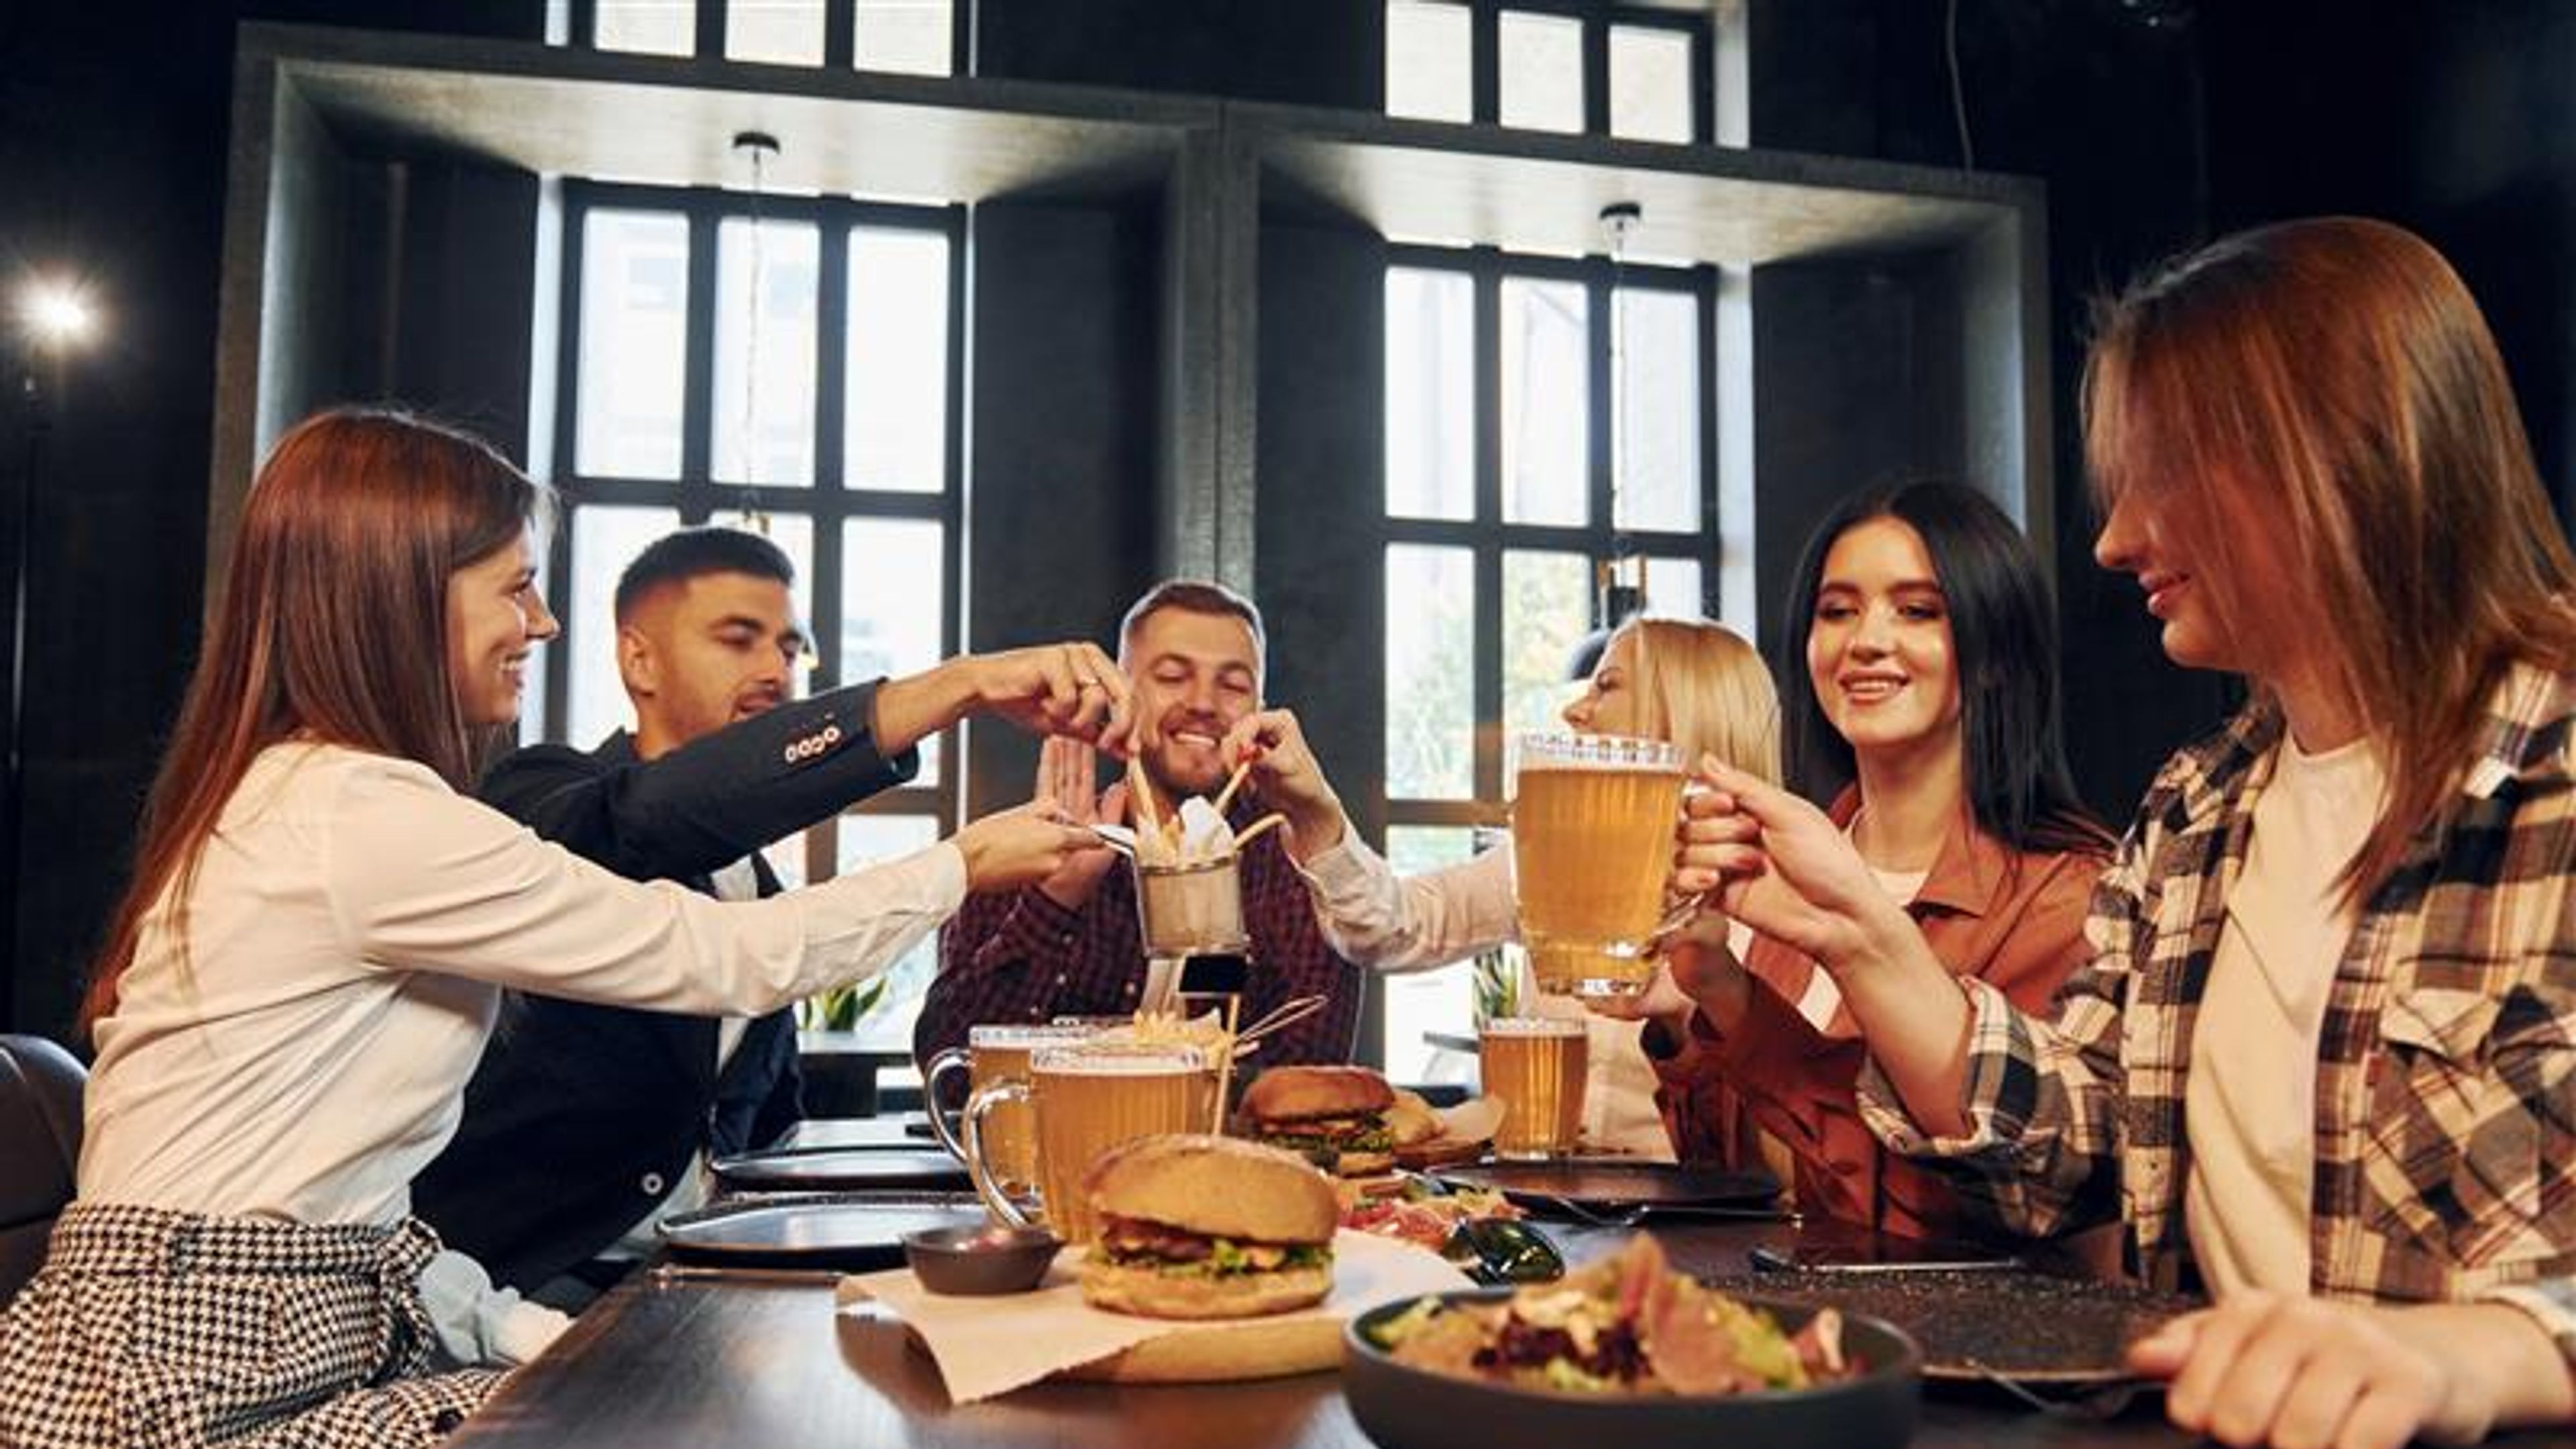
[1226,616,1782,1163]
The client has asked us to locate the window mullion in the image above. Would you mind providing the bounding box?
[1472,254,1505,804]
[679,203,720,525]
[1589,258,1616,566]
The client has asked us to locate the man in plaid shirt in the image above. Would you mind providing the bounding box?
[916,580,1363,1068]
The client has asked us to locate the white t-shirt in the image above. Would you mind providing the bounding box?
[2184,733,2384,1296]
[80,743,964,1362]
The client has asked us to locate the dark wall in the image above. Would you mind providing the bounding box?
[2200,1,2575,517]
[1255,217,1386,1059]
[1749,0,2234,822]
[961,199,1161,821]
[0,0,543,1038]
[1755,0,2576,824]
[1743,254,1966,667]
[976,0,1384,108]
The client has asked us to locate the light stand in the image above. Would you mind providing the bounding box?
[6,280,96,1015]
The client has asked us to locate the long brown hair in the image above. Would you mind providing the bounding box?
[2084,217,2576,901]
[83,408,548,1034]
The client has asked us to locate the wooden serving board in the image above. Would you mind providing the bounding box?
[1056,1313,1343,1383]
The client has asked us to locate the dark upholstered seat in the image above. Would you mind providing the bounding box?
[0,1034,85,1308]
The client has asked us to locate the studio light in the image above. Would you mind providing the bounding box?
[19,281,97,350]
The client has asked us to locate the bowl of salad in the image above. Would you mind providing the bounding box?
[1342,1236,1920,1449]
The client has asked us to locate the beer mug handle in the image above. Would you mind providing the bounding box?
[922,1047,972,1163]
[963,1079,1039,1228]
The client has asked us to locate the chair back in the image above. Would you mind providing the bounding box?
[0,1034,85,1307]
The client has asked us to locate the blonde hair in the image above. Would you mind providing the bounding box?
[2085,217,2576,901]
[1614,616,1783,788]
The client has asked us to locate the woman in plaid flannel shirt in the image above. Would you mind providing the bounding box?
[1683,218,2576,1447]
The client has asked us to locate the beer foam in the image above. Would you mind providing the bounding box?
[1513,730,1685,774]
[1032,1045,1207,1075]
[969,1023,1098,1048]
[1479,1016,1587,1038]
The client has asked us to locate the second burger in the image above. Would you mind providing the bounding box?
[1238,1065,1399,1178]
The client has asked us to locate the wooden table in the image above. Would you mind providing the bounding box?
[449,1214,2576,1449]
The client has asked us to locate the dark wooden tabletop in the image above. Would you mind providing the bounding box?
[447,1212,2576,1449]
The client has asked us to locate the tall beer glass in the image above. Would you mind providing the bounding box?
[923,1022,1099,1197]
[965,1042,1208,1244]
[1510,731,1687,998]
[1481,1017,1589,1159]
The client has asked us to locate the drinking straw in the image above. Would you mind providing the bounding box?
[1230,813,1289,851]
[1126,755,1165,858]
[1209,754,1255,820]
[1210,995,1242,1134]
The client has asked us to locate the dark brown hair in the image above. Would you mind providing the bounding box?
[2084,217,2576,900]
[83,408,547,1034]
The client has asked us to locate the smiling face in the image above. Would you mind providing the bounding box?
[621,570,806,758]
[2092,482,2258,675]
[1561,628,1650,740]
[1805,516,1963,768]
[445,530,557,728]
[1122,605,1262,798]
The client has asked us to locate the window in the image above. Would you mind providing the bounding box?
[1379,246,1717,1081]
[547,180,965,1041]
[576,0,959,76]
[1384,1,1711,144]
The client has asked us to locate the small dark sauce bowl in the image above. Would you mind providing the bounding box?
[901,1224,1061,1295]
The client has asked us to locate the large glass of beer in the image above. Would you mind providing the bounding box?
[923,1022,1100,1197]
[965,1042,1208,1244]
[1481,1016,1589,1160]
[1510,731,1687,998]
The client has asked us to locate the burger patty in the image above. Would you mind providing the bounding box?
[1250,1116,1395,1154]
[1094,1216,1330,1277]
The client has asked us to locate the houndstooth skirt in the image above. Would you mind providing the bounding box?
[0,1202,502,1449]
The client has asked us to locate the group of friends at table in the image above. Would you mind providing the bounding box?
[1,215,2570,1449]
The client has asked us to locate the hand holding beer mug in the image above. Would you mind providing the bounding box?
[964,1042,1210,1244]
[1509,731,1690,999]
[1481,1017,1588,1160]
[923,1023,1100,1197]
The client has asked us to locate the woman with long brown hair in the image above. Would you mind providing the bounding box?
[1686,217,2576,1446]
[0,409,1116,1448]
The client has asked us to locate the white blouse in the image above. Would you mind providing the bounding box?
[80,743,964,1359]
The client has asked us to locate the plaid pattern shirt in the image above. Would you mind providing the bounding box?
[1861,659,2576,1361]
[915,797,1364,1068]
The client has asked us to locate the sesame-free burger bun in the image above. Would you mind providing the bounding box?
[1082,1134,1338,1244]
[1239,1065,1396,1124]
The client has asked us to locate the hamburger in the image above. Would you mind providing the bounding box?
[1239,1065,1399,1177]
[1080,1134,1338,1320]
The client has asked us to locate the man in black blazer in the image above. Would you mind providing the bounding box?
[411,527,1127,1307]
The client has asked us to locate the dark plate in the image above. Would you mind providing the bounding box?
[659,1192,989,1271]
[710,1147,971,1193]
[1343,1289,1919,1449]
[761,1116,936,1153]
[1709,1267,2202,1385]
[1431,1161,1782,1216]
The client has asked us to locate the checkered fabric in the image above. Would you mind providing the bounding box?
[0,1203,501,1448]
[1858,659,2576,1364]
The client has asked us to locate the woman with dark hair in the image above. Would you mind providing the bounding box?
[0,409,1118,1448]
[1686,218,2576,1446]
[1635,478,2112,1240]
